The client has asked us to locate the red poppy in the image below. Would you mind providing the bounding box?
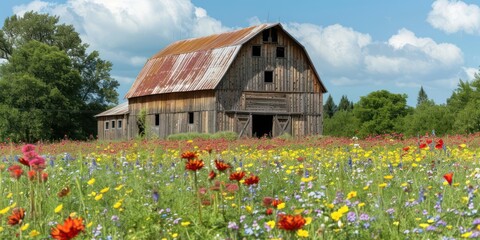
[243,175,260,186]
[51,217,85,240]
[229,171,246,181]
[435,139,444,149]
[419,143,428,149]
[426,139,433,144]
[208,170,216,180]
[443,172,453,185]
[266,208,273,215]
[278,214,306,231]
[185,159,204,171]
[181,151,198,160]
[214,160,231,172]
[402,146,410,152]
[8,208,25,226]
[8,165,23,179]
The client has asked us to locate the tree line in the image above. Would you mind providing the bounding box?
[0,12,119,142]
[323,72,480,138]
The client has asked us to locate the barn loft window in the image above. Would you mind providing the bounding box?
[276,47,285,58]
[264,71,273,83]
[188,112,194,124]
[262,28,278,43]
[252,45,261,57]
[155,114,160,126]
[105,122,109,130]
[118,120,122,129]
[111,120,115,129]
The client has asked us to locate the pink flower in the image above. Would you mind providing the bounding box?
[21,144,36,154]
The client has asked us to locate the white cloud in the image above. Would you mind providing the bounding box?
[427,0,480,34]
[463,67,479,80]
[12,0,53,15]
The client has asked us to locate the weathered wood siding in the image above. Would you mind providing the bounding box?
[97,115,128,140]
[216,26,324,137]
[127,90,216,139]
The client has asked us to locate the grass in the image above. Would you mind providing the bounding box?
[0,134,479,239]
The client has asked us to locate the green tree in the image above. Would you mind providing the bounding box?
[448,69,480,133]
[401,101,453,137]
[323,110,360,137]
[417,86,429,107]
[354,90,411,137]
[0,11,119,141]
[323,94,337,118]
[338,95,353,111]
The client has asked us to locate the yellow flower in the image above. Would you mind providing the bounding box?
[326,203,335,209]
[331,211,342,221]
[266,220,275,229]
[400,182,408,187]
[427,219,434,224]
[363,185,369,190]
[114,201,122,209]
[89,191,97,197]
[378,183,387,188]
[6,193,12,198]
[114,185,124,191]
[277,202,286,210]
[305,217,312,225]
[100,187,110,193]
[412,163,418,167]
[181,221,191,227]
[231,203,237,208]
[297,229,309,238]
[95,193,103,201]
[246,206,253,213]
[301,176,314,182]
[338,205,349,214]
[0,226,3,232]
[459,143,467,148]
[0,206,10,215]
[54,204,63,213]
[419,223,429,229]
[21,223,30,231]
[393,221,399,226]
[29,230,40,237]
[171,233,178,238]
[384,175,394,180]
[461,232,472,238]
[446,225,453,230]
[346,191,357,199]
[358,202,366,207]
[70,212,77,217]
[87,178,95,185]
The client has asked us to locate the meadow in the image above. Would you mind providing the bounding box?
[1,134,480,239]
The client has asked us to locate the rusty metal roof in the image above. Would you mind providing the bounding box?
[125,23,326,99]
[94,102,128,117]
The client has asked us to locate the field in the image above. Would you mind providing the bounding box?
[1,134,480,239]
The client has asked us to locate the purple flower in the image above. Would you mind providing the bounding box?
[228,221,239,230]
[386,208,395,215]
[473,218,480,225]
[152,190,159,202]
[359,213,370,221]
[347,211,356,222]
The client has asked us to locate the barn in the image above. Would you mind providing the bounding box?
[96,23,327,140]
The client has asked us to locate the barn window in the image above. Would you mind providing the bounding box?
[271,28,278,42]
[262,28,278,43]
[111,120,115,129]
[155,114,160,126]
[276,47,285,58]
[252,46,261,57]
[188,112,194,124]
[118,120,122,129]
[262,30,269,42]
[264,71,273,83]
[105,122,109,130]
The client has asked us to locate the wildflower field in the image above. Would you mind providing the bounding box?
[1,134,480,239]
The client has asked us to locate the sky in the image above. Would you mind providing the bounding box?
[1,0,479,107]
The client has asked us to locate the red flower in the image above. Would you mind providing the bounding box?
[426,139,433,144]
[208,170,216,180]
[8,208,25,226]
[214,160,231,172]
[28,170,36,181]
[272,199,283,208]
[263,197,273,207]
[266,208,273,215]
[181,151,198,160]
[402,146,410,152]
[278,214,306,231]
[243,175,260,186]
[41,172,48,182]
[185,159,204,171]
[419,143,428,149]
[444,172,453,185]
[229,171,246,181]
[435,139,444,149]
[8,165,23,179]
[18,157,30,167]
[51,217,85,240]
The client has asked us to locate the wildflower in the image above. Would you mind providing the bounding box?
[272,199,283,208]
[113,201,122,209]
[331,211,342,221]
[276,202,286,210]
[181,221,191,227]
[461,231,472,238]
[185,159,204,171]
[8,208,25,226]
[29,230,40,237]
[0,206,11,215]
[87,178,95,185]
[384,175,394,180]
[57,187,70,198]
[21,223,30,231]
[181,151,198,160]
[152,190,159,202]
[443,172,453,185]
[338,205,349,214]
[278,214,306,231]
[54,204,63,213]
[208,170,216,180]
[265,220,275,230]
[263,197,274,207]
[266,208,273,215]
[94,194,103,201]
[435,139,444,149]
[379,183,388,188]
[8,165,23,179]
[100,187,110,193]
[229,171,246,182]
[244,175,260,186]
[297,229,309,238]
[214,160,231,172]
[346,191,357,199]
[50,217,85,240]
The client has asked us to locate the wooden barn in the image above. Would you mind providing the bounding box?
[96,23,327,140]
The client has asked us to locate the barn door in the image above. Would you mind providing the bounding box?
[273,115,291,137]
[236,114,252,138]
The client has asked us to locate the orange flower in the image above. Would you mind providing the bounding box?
[8,208,25,226]
[243,175,260,186]
[402,146,410,152]
[181,151,198,160]
[185,159,204,171]
[229,171,246,181]
[51,217,85,240]
[214,160,231,172]
[444,172,453,185]
[272,199,283,208]
[57,187,70,198]
[278,214,306,231]
[208,170,216,180]
[8,165,23,179]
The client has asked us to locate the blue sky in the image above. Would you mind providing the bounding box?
[1,0,479,106]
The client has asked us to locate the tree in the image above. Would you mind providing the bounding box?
[338,95,353,111]
[323,94,337,118]
[417,86,429,107]
[401,101,453,137]
[323,111,360,137]
[0,11,119,141]
[448,69,480,134]
[354,90,411,137]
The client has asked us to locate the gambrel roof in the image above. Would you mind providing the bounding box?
[125,23,326,99]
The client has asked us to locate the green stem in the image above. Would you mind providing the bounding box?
[194,171,202,224]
